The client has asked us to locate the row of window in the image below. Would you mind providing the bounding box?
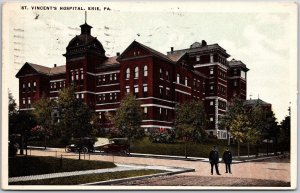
[126,65,148,79]
[98,92,118,102]
[22,97,31,105]
[76,93,84,100]
[50,81,65,90]
[22,81,37,92]
[159,68,170,81]
[159,86,170,99]
[125,85,148,97]
[97,73,118,85]
[176,74,190,87]
[70,68,84,81]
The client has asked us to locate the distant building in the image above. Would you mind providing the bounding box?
[15,22,249,139]
[244,98,272,112]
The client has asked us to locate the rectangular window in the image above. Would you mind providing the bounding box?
[103,94,106,101]
[210,68,214,75]
[102,75,105,82]
[210,117,214,122]
[210,101,214,106]
[28,82,31,88]
[81,94,84,99]
[22,98,25,105]
[159,108,162,114]
[210,85,214,90]
[196,55,200,61]
[81,72,84,80]
[134,85,139,97]
[143,86,148,97]
[110,74,112,81]
[114,73,117,80]
[144,107,147,114]
[134,86,139,93]
[76,71,79,80]
[110,93,112,100]
[160,68,163,79]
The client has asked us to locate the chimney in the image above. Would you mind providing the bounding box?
[116,52,120,56]
[202,40,207,46]
[54,64,57,67]
[171,47,174,53]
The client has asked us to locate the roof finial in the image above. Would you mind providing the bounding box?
[85,11,87,23]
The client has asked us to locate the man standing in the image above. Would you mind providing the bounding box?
[209,146,221,175]
[222,146,233,174]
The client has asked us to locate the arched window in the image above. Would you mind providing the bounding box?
[126,68,130,79]
[144,65,148,77]
[177,74,180,83]
[134,67,139,78]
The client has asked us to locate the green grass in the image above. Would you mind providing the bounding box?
[9,170,164,185]
[9,156,116,177]
[131,137,267,158]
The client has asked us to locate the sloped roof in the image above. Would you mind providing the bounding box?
[49,65,66,74]
[28,63,51,74]
[136,41,174,63]
[16,62,66,77]
[244,99,270,106]
[229,59,249,71]
[167,43,230,57]
[167,52,186,62]
[97,56,120,69]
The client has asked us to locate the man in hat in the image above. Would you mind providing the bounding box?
[222,146,233,174]
[209,146,221,175]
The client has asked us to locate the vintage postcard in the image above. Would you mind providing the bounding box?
[1,1,297,190]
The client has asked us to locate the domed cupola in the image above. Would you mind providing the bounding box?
[63,22,106,59]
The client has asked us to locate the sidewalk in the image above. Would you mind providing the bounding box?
[9,163,194,183]
[27,146,282,163]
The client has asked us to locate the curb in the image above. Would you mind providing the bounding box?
[80,168,195,185]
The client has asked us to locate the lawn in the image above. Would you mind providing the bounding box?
[9,170,165,185]
[131,137,273,158]
[9,156,116,177]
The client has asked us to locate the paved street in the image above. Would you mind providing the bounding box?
[25,148,290,186]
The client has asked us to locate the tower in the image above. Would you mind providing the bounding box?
[63,22,107,108]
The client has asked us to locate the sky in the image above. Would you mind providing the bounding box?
[2,1,297,122]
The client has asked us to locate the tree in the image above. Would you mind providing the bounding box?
[175,100,207,158]
[279,115,290,153]
[108,94,144,148]
[246,106,264,157]
[9,91,17,116]
[58,86,94,140]
[220,98,248,158]
[219,98,245,145]
[31,97,55,149]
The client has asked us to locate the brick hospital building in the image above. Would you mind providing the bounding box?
[16,22,249,139]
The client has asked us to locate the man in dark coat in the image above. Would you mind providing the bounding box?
[209,146,221,175]
[222,146,233,174]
